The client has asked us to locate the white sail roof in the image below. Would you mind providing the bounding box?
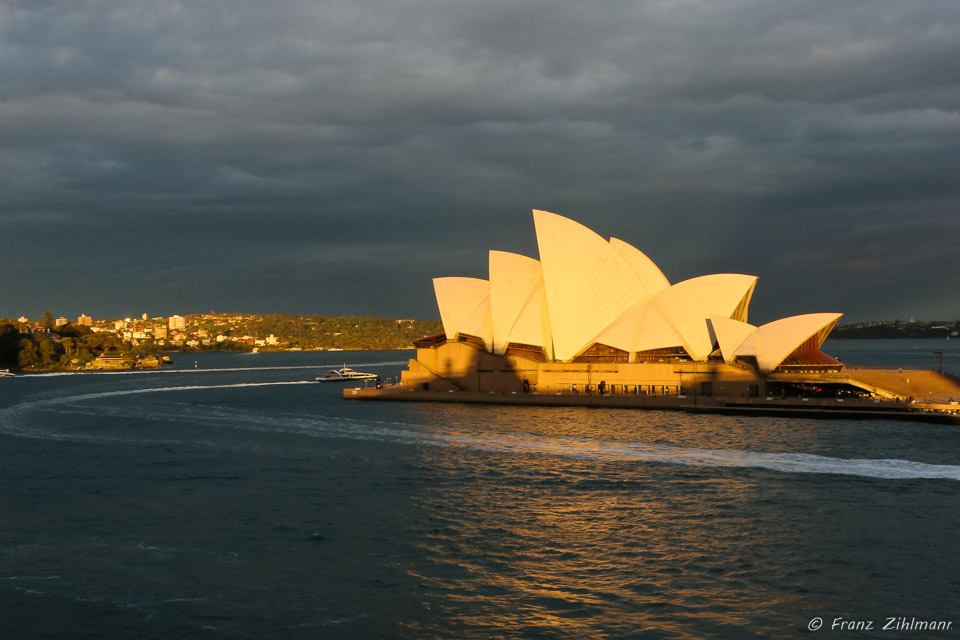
[595,274,756,359]
[708,316,757,363]
[534,210,648,361]
[593,299,683,354]
[489,251,553,358]
[609,237,670,303]
[427,210,837,368]
[433,277,493,351]
[651,274,757,360]
[735,312,842,371]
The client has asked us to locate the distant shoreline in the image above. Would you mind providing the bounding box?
[831,321,958,340]
[10,347,417,373]
[1,313,441,372]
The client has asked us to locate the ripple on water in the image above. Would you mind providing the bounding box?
[1,356,959,639]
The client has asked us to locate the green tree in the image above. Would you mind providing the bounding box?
[77,348,96,366]
[81,331,122,355]
[138,341,159,354]
[58,324,91,339]
[0,323,22,369]
[61,337,76,359]
[18,339,39,368]
[42,311,55,331]
[39,339,60,368]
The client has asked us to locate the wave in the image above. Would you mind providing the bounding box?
[0,381,317,443]
[425,433,960,481]
[22,381,318,407]
[20,361,408,378]
[287,419,960,481]
[4,382,959,481]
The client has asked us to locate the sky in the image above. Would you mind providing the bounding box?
[1,0,958,324]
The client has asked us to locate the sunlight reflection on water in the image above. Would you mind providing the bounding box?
[1,351,958,639]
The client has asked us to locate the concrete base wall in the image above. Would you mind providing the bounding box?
[400,341,763,398]
[344,387,960,424]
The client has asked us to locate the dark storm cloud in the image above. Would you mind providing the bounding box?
[1,0,958,321]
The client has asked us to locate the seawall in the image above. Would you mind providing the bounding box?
[343,387,960,425]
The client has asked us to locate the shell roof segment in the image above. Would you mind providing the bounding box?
[708,316,757,363]
[653,274,758,360]
[609,237,671,302]
[533,210,650,362]
[489,251,553,359]
[433,277,493,351]
[594,274,757,359]
[735,312,842,371]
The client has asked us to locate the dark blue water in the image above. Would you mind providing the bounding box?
[2,343,959,639]
[824,337,959,371]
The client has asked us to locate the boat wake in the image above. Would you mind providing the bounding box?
[20,361,408,378]
[3,382,958,481]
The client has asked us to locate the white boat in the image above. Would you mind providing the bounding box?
[0,369,15,377]
[315,365,378,383]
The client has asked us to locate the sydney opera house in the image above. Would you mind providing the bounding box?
[349,211,959,422]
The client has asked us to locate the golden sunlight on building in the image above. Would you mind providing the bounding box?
[347,210,960,423]
[429,210,836,371]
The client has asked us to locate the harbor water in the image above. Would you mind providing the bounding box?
[1,340,959,639]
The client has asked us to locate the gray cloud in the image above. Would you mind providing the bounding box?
[1,0,958,322]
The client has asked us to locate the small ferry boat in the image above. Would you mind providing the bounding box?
[316,365,377,383]
[0,369,15,377]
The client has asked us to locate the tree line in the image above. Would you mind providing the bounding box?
[0,314,445,371]
[0,321,126,371]
[199,314,443,350]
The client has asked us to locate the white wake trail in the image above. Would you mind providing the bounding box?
[4,383,959,481]
[0,381,318,442]
[95,398,960,482]
[22,361,407,378]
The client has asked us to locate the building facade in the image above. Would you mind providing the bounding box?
[401,211,846,396]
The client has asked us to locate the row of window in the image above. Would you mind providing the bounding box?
[565,383,680,395]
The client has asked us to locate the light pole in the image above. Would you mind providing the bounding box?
[933,351,943,374]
